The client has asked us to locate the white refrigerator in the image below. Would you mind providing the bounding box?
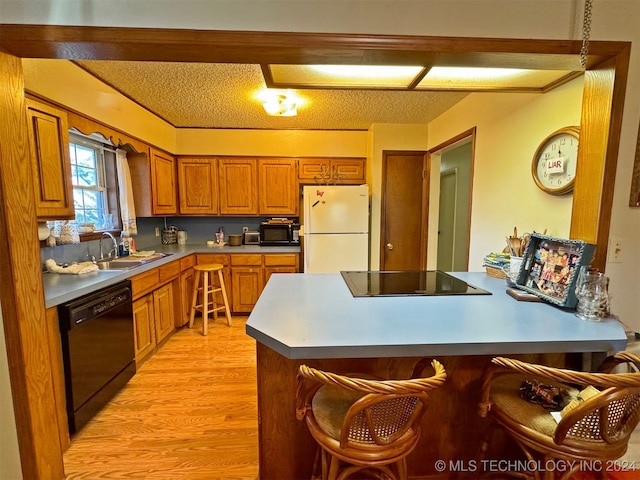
[303,185,369,273]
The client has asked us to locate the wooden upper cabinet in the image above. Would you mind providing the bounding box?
[150,149,177,215]
[258,158,298,216]
[218,157,258,215]
[298,157,366,184]
[177,157,218,215]
[25,98,74,219]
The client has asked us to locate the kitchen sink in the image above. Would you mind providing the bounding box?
[97,260,145,270]
[96,253,173,270]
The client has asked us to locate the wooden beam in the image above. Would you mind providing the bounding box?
[571,47,631,270]
[0,52,65,478]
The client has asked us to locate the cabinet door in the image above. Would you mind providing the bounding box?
[133,295,155,363]
[298,158,330,181]
[178,157,219,214]
[179,267,195,327]
[150,149,177,215]
[332,158,366,182]
[25,98,74,219]
[153,282,175,344]
[231,267,264,313]
[258,158,298,215]
[218,157,258,215]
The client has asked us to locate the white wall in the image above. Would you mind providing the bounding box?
[429,79,583,271]
[0,304,22,480]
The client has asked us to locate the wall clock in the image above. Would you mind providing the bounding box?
[531,126,580,195]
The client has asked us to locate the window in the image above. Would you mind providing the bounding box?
[69,133,110,227]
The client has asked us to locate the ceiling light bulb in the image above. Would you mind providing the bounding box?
[262,94,297,116]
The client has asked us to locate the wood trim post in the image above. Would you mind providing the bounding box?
[0,51,65,479]
[571,47,631,270]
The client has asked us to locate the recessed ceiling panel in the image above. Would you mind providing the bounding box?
[268,64,425,89]
[417,67,575,90]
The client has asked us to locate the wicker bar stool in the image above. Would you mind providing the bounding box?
[477,352,640,480]
[188,263,232,335]
[296,359,447,480]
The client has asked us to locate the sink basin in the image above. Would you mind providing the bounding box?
[97,260,145,270]
[96,253,173,270]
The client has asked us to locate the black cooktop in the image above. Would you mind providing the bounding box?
[340,270,492,297]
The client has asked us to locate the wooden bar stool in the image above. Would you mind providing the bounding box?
[188,263,232,335]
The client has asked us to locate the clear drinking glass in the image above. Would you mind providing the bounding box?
[574,267,610,322]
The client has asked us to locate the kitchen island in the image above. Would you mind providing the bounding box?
[245,272,627,479]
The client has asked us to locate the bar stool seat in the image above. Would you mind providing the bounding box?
[188,263,232,335]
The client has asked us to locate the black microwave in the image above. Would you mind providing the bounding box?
[260,222,300,246]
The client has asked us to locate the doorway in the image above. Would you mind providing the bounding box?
[432,132,474,272]
[380,151,428,270]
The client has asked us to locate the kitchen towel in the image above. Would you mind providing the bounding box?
[45,259,99,275]
[116,148,138,236]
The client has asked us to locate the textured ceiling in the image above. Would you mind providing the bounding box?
[75,61,471,130]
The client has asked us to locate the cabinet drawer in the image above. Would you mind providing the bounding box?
[264,254,298,267]
[179,254,196,271]
[130,269,160,299]
[231,254,262,266]
[159,260,181,283]
[196,254,229,266]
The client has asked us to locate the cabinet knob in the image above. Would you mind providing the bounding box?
[386,243,394,250]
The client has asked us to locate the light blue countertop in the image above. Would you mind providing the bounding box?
[245,272,627,359]
[43,243,300,308]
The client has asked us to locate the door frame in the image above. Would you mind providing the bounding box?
[0,27,630,479]
[429,128,476,272]
[379,150,429,270]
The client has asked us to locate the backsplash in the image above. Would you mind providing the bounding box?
[40,216,264,267]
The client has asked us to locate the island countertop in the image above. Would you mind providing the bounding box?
[245,271,627,359]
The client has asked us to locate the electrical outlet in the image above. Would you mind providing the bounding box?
[609,237,622,263]
[243,226,249,233]
[155,227,160,237]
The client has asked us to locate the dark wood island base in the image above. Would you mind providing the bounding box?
[255,342,577,479]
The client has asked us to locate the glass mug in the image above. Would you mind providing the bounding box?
[574,267,610,322]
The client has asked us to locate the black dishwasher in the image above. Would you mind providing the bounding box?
[58,280,135,434]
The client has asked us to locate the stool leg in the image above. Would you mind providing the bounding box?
[202,272,209,336]
[189,270,201,329]
[218,269,232,326]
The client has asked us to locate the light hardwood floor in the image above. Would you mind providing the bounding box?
[63,316,259,480]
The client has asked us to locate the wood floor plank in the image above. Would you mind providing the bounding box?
[63,317,259,480]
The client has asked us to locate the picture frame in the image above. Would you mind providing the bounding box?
[515,233,595,308]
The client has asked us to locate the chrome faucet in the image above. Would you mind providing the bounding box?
[99,231,119,260]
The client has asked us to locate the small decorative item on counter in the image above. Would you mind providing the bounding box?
[161,225,178,244]
[482,252,511,279]
[46,228,56,247]
[119,231,130,256]
[57,221,79,244]
[574,266,610,322]
[78,222,95,233]
[216,227,224,245]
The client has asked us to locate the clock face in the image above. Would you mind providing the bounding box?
[532,127,580,195]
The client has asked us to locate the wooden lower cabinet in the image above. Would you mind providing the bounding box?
[133,294,155,363]
[153,282,175,344]
[195,252,299,314]
[130,261,180,365]
[179,267,195,327]
[264,254,299,284]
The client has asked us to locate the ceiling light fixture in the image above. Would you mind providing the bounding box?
[261,91,297,116]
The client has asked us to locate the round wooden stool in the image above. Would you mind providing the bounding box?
[188,263,232,335]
